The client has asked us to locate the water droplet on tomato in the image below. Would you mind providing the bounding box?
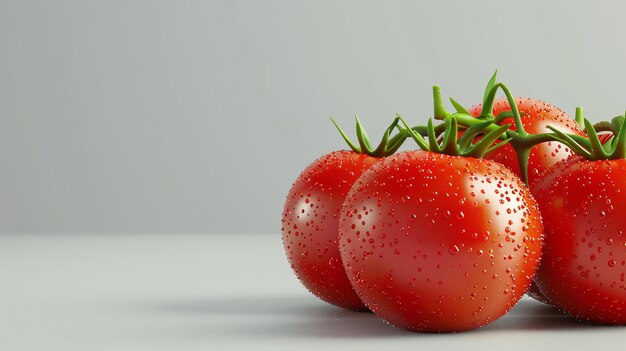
[449,245,460,255]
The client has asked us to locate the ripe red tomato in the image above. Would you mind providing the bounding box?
[281,150,379,310]
[338,151,543,331]
[533,156,626,324]
[469,98,585,186]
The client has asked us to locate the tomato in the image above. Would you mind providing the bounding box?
[338,151,543,332]
[469,97,585,186]
[281,150,380,310]
[532,156,626,324]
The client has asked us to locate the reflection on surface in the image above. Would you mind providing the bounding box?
[142,294,405,338]
[139,296,606,339]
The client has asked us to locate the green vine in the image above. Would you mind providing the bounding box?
[549,114,626,160]
[399,115,511,158]
[416,72,589,184]
[331,71,626,177]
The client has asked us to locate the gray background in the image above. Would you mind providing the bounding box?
[1,0,625,234]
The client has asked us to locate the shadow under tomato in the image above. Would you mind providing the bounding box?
[139,294,408,339]
[143,294,328,316]
[482,298,606,332]
[138,295,612,339]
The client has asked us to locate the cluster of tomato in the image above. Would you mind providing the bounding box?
[281,73,626,332]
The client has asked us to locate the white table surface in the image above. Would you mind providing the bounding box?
[1,233,624,351]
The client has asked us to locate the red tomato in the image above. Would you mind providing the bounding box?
[281,150,380,310]
[533,157,626,324]
[598,132,614,144]
[338,151,543,331]
[469,98,585,186]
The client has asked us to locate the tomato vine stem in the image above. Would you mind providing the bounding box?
[331,72,626,181]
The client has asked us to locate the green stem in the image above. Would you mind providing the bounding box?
[575,107,584,128]
[610,111,626,159]
[513,147,531,185]
[411,122,449,136]
[433,86,451,120]
[490,83,526,135]
[506,132,569,185]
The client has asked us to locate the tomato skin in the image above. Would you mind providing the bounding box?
[338,151,543,332]
[526,281,553,305]
[533,157,626,324]
[599,133,614,144]
[469,98,585,187]
[282,150,380,310]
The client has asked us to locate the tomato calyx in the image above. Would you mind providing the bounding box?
[548,113,626,160]
[430,72,558,184]
[399,115,511,158]
[330,116,407,157]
